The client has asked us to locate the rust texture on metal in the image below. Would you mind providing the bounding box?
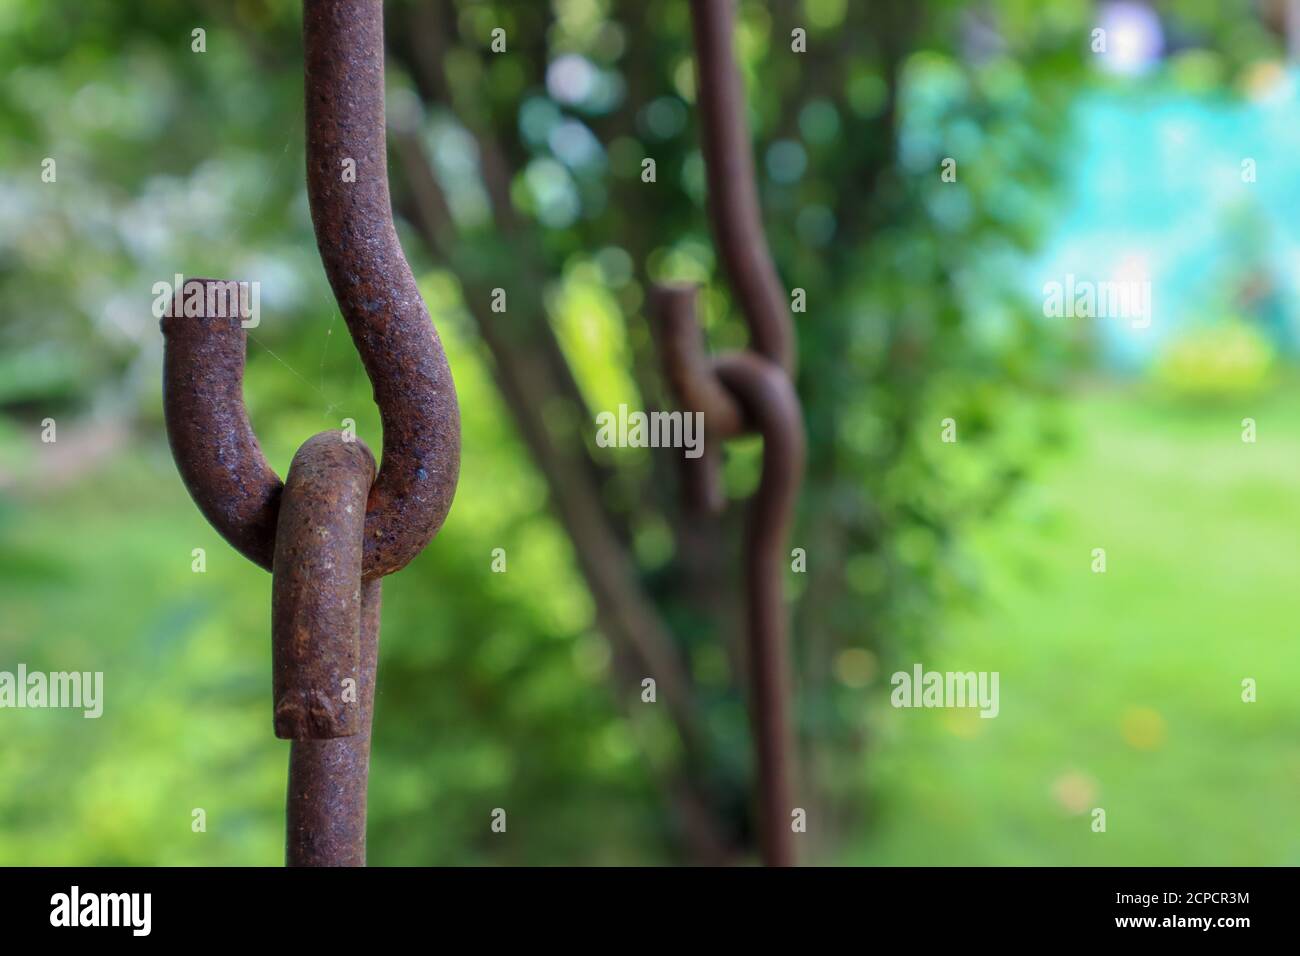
[650,0,808,867]
[287,577,383,867]
[160,0,460,866]
[161,282,282,571]
[272,432,375,740]
[305,0,460,580]
[161,0,460,581]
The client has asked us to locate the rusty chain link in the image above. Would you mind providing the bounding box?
[158,0,797,869]
[160,0,460,866]
[651,0,807,867]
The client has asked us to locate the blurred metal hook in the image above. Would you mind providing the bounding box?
[651,0,806,867]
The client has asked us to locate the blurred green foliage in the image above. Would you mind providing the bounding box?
[860,389,1300,865]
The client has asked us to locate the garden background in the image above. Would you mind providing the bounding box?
[1,0,1297,865]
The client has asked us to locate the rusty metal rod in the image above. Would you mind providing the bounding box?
[287,577,383,866]
[304,0,460,580]
[272,431,375,740]
[161,281,282,569]
[688,0,795,376]
[279,434,380,864]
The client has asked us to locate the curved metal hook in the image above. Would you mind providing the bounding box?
[161,0,460,582]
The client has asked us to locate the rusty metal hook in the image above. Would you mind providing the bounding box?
[651,0,806,867]
[160,0,460,866]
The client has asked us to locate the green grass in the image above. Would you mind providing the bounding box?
[852,385,1300,865]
